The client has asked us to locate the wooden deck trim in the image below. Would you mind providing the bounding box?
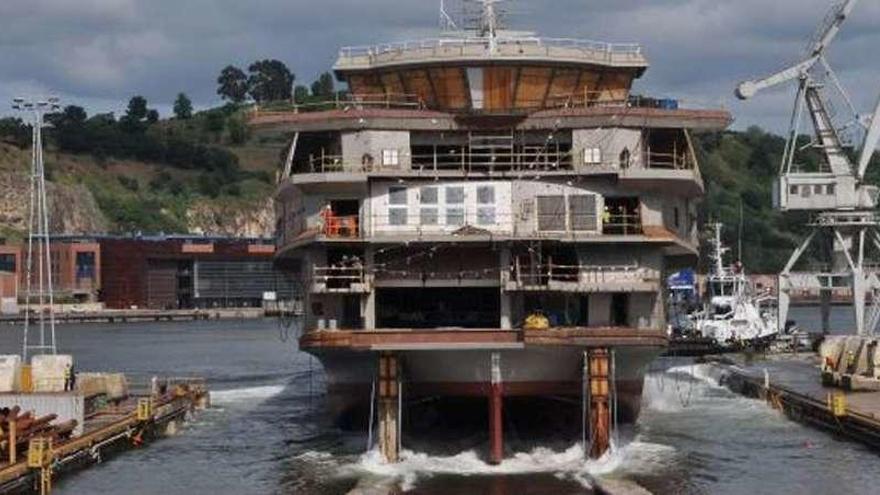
[300,327,668,350]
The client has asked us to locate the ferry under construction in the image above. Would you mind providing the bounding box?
[256,0,731,463]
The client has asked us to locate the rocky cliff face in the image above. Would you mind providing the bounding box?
[185,197,275,238]
[0,171,110,235]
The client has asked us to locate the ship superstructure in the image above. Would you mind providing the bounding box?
[258,1,731,463]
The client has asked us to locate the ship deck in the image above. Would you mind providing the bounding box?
[300,327,667,351]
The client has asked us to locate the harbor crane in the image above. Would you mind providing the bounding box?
[736,0,880,336]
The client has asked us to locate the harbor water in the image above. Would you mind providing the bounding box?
[0,305,877,494]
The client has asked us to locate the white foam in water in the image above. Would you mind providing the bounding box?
[337,438,674,491]
[642,362,730,413]
[210,384,286,404]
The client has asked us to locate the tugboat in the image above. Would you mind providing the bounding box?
[692,224,777,349]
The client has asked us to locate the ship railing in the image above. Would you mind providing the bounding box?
[642,151,694,170]
[320,214,360,238]
[338,37,643,60]
[374,268,497,282]
[368,211,609,239]
[602,213,643,235]
[312,265,366,290]
[307,152,574,173]
[255,93,425,115]
[509,261,657,286]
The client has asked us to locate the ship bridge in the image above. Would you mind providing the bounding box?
[334,36,648,113]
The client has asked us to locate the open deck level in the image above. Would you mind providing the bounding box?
[712,354,880,451]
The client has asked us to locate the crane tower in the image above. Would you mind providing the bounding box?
[736,0,880,335]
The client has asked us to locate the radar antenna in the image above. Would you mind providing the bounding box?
[736,0,880,336]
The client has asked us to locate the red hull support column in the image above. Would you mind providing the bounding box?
[489,352,503,465]
[378,353,400,463]
[587,348,611,459]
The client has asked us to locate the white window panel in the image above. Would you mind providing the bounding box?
[446,208,465,226]
[584,147,602,165]
[477,207,496,225]
[420,208,439,225]
[477,185,495,204]
[382,149,400,166]
[389,208,408,226]
[446,186,465,204]
[389,186,407,205]
[420,187,438,205]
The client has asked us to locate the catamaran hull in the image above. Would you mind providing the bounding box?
[309,345,663,428]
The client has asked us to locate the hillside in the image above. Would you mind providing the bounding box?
[0,106,289,240]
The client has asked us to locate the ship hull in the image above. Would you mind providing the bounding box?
[310,345,662,428]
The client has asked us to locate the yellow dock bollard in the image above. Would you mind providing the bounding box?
[137,398,155,421]
[828,392,847,417]
[27,437,53,495]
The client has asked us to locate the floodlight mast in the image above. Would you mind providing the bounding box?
[11,96,61,360]
[735,0,880,336]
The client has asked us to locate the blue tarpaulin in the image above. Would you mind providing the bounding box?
[667,269,696,291]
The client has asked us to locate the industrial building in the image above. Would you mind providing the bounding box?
[98,236,295,310]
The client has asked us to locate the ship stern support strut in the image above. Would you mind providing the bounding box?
[585,348,612,459]
[378,353,401,463]
[489,352,503,465]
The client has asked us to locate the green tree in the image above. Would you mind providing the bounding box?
[146,109,160,124]
[173,93,193,119]
[0,117,31,148]
[310,72,335,99]
[247,59,294,103]
[125,96,148,121]
[217,65,249,103]
[294,85,310,103]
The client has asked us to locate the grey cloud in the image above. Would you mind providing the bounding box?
[1,0,878,132]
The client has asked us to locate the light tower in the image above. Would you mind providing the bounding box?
[11,96,61,360]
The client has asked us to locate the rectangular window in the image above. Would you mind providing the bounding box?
[420,187,438,205]
[827,184,836,195]
[584,147,602,165]
[420,208,439,225]
[537,195,566,231]
[0,254,15,273]
[75,252,96,278]
[446,208,465,226]
[389,186,407,205]
[569,195,597,231]
[814,184,822,195]
[477,185,495,205]
[789,185,798,195]
[382,149,400,167]
[477,207,496,225]
[389,208,408,226]
[446,186,465,204]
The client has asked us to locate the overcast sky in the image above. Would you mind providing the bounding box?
[2,0,879,132]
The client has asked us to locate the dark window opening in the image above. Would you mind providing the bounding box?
[325,247,366,290]
[611,293,629,327]
[377,288,500,329]
[603,198,642,235]
[75,252,95,279]
[325,200,360,238]
[0,254,15,273]
[645,128,690,169]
